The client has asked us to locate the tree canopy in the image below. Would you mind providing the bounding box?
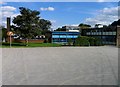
[111,19,120,26]
[12,7,51,39]
[55,27,66,31]
[78,23,91,29]
[0,26,7,41]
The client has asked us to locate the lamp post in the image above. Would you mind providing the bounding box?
[7,31,13,48]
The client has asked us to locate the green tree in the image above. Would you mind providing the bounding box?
[94,38,102,46]
[74,36,102,46]
[44,30,52,43]
[1,26,7,42]
[55,27,66,31]
[39,19,51,34]
[12,7,51,46]
[75,36,89,46]
[110,19,120,26]
[88,37,95,46]
[78,23,91,29]
[67,38,73,45]
[95,24,102,28]
[39,19,52,43]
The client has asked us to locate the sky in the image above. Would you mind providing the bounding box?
[0,1,119,30]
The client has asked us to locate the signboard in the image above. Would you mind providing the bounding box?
[7,31,13,36]
[7,31,13,47]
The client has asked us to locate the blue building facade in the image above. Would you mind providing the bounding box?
[52,31,80,43]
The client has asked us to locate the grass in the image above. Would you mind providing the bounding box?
[1,42,62,48]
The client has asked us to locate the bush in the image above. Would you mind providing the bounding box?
[94,38,102,46]
[75,36,90,46]
[88,37,95,46]
[67,38,73,45]
[74,36,102,46]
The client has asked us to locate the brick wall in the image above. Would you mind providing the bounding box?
[6,37,15,43]
[14,39,45,43]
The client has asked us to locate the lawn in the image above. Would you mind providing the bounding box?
[1,42,62,48]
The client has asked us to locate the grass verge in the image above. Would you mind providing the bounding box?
[1,42,62,48]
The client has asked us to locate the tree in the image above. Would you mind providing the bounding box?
[55,27,66,31]
[78,23,91,29]
[75,36,90,46]
[12,7,51,46]
[74,36,102,46]
[111,19,120,26]
[44,30,52,43]
[67,38,73,45]
[39,19,51,34]
[1,26,7,42]
[95,24,102,28]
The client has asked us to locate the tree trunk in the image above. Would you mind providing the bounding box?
[26,38,28,46]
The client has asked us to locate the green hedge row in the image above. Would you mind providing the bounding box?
[74,36,102,46]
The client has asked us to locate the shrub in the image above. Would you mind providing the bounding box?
[67,38,73,45]
[75,36,102,46]
[88,37,95,46]
[94,38,102,46]
[75,36,90,46]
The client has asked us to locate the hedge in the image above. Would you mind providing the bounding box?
[74,36,90,46]
[74,36,102,46]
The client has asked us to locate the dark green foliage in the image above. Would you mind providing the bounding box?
[12,7,52,46]
[39,19,51,34]
[12,7,51,39]
[44,30,52,43]
[1,27,7,41]
[78,23,91,29]
[55,27,66,31]
[88,37,102,46]
[111,19,120,26]
[95,24,101,28]
[94,38,102,46]
[68,38,73,45]
[88,37,95,46]
[75,36,90,46]
[74,36,102,46]
[13,7,42,39]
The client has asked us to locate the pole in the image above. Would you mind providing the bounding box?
[10,35,11,47]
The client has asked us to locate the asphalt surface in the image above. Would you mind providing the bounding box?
[2,46,118,85]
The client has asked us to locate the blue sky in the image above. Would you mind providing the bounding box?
[1,2,118,29]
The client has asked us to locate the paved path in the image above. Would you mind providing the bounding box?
[2,46,118,85]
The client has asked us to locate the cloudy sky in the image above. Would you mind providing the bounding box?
[0,2,119,29]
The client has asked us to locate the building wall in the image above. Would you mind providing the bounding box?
[62,26,80,32]
[52,31,80,43]
[117,26,120,47]
[6,38,44,43]
[14,39,45,43]
[81,28,117,45]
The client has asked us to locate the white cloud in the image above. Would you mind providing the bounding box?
[0,2,7,5]
[40,7,55,11]
[66,23,79,26]
[1,6,16,11]
[100,7,118,16]
[50,20,56,23]
[71,24,79,26]
[97,0,105,2]
[85,6,118,26]
[0,6,19,27]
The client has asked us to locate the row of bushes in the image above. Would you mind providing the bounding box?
[68,36,102,46]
